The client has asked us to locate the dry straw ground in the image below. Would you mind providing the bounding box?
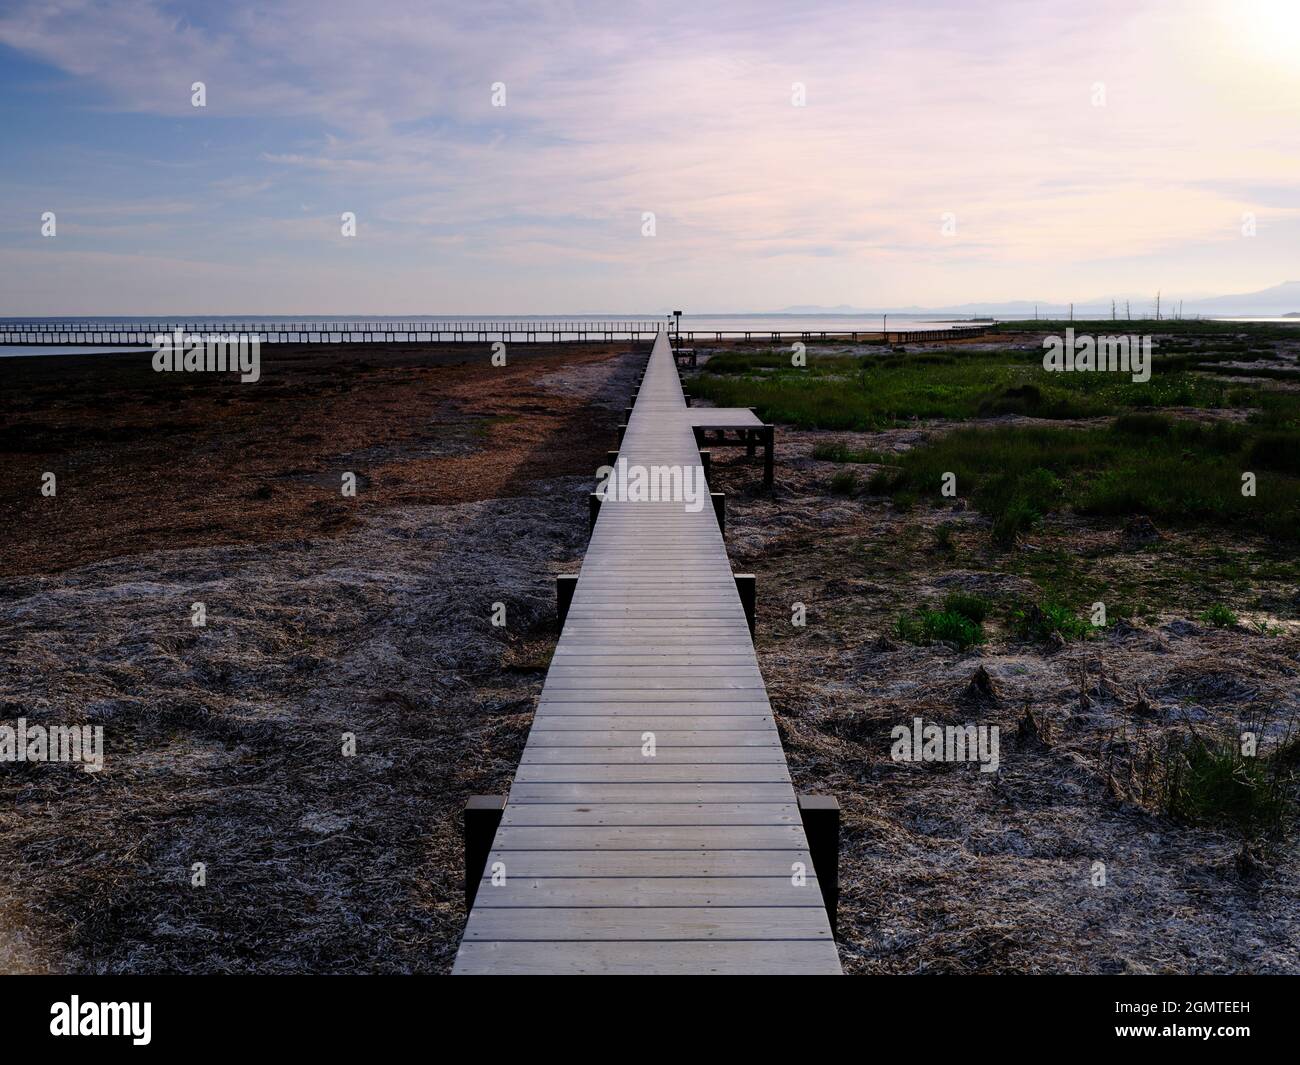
[1,340,1296,973]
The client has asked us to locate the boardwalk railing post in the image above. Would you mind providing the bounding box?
[464,795,506,913]
[762,425,775,489]
[556,574,578,630]
[711,492,725,537]
[797,795,840,937]
[734,573,755,636]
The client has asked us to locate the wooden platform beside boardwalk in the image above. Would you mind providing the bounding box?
[452,332,842,975]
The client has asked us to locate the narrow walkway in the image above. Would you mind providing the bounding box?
[452,332,841,974]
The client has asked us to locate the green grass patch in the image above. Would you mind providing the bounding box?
[1162,733,1292,838]
[866,417,1300,544]
[1199,603,1239,628]
[895,608,985,649]
[998,319,1300,341]
[1011,601,1092,642]
[688,345,1243,431]
[942,591,991,623]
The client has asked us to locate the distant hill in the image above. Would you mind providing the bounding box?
[777,282,1300,319]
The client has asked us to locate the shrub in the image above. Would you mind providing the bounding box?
[943,591,991,623]
[1011,601,1091,642]
[1199,603,1238,628]
[829,469,858,495]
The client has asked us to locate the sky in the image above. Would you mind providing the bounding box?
[0,0,1297,315]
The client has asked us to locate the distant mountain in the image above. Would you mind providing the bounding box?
[779,304,865,314]
[778,282,1300,319]
[1180,281,1300,315]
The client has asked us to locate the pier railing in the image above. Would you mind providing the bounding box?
[0,319,991,347]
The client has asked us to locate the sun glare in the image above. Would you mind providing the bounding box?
[1226,0,1300,67]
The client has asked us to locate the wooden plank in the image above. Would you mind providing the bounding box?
[513,763,791,784]
[507,783,797,804]
[499,803,800,827]
[462,906,833,941]
[520,746,786,764]
[491,825,805,851]
[471,877,821,907]
[453,940,842,976]
[532,716,775,731]
[526,730,779,746]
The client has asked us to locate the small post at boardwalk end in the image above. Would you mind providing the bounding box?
[556,574,578,630]
[464,795,506,913]
[734,573,755,635]
[797,794,840,937]
[711,492,725,537]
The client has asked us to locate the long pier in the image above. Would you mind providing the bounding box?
[0,318,989,346]
[452,331,841,975]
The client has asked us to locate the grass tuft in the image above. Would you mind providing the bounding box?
[895,608,985,649]
[1011,601,1092,642]
[1199,603,1239,628]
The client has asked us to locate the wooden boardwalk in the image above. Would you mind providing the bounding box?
[452,332,841,975]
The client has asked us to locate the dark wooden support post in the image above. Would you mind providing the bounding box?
[606,450,620,468]
[746,428,756,458]
[464,795,506,912]
[617,423,627,445]
[699,449,711,481]
[556,574,578,630]
[798,795,840,937]
[762,424,775,489]
[711,492,725,537]
[588,492,601,533]
[734,573,755,636]
[683,391,692,407]
[623,406,634,423]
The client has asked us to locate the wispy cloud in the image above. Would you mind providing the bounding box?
[1,0,1297,312]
